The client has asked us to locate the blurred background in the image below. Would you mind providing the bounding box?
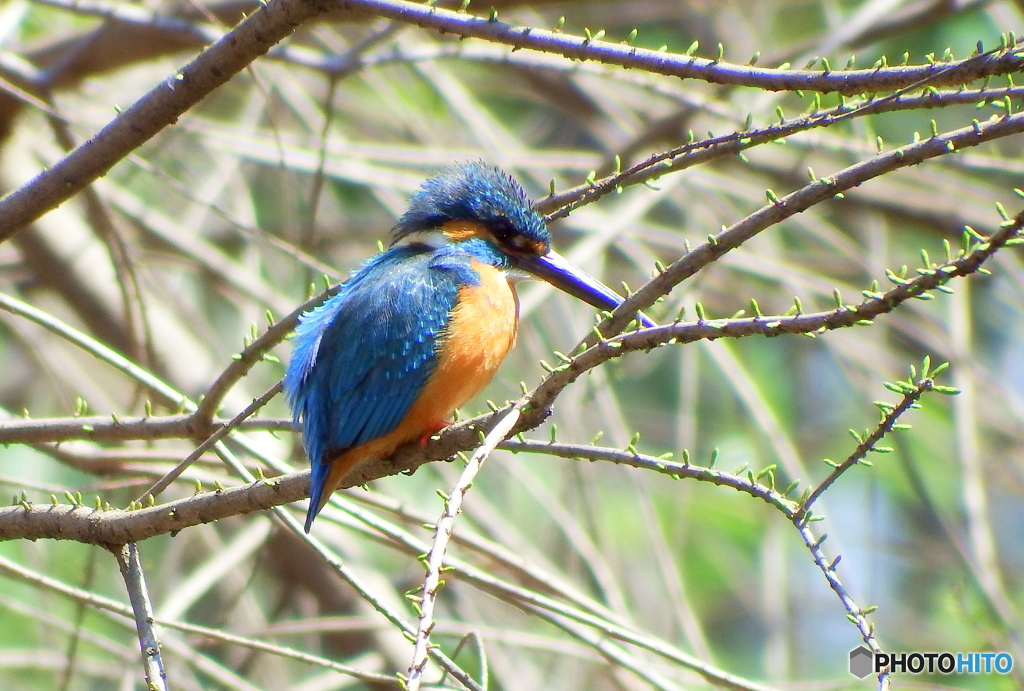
[0,0,1023,689]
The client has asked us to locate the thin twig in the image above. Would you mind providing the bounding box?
[321,473,780,691]
[2,114,1023,450]
[195,287,335,424]
[506,440,797,515]
[794,521,888,688]
[542,52,1024,221]
[0,412,290,445]
[339,0,1024,94]
[6,202,1015,450]
[593,109,1024,339]
[212,442,484,691]
[407,403,524,690]
[796,379,934,518]
[2,207,1016,543]
[20,0,1019,95]
[115,543,168,691]
[137,382,283,503]
[0,0,330,243]
[529,209,1024,428]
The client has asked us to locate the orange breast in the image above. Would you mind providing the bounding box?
[319,261,518,497]
[411,260,519,424]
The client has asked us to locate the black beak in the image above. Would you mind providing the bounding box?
[514,250,657,328]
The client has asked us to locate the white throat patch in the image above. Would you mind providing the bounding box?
[392,230,450,249]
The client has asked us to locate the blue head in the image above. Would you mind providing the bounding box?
[390,162,654,326]
[391,162,550,264]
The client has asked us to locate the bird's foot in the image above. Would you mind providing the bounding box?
[418,421,451,447]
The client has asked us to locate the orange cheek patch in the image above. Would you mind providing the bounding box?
[442,219,489,242]
[524,239,548,256]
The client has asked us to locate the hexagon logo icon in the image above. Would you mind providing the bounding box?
[849,646,874,678]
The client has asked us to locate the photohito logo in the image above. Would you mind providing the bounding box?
[849,646,1014,679]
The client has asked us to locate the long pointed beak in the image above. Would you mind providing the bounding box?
[515,250,657,328]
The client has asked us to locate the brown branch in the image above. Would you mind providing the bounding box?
[140,383,283,502]
[194,288,336,425]
[1,207,1018,547]
[0,413,290,444]
[1,203,1009,544]
[0,409,507,543]
[0,472,306,545]
[594,108,1024,338]
[343,0,1024,94]
[529,210,1023,413]
[0,0,332,244]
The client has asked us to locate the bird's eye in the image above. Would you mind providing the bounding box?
[489,217,516,243]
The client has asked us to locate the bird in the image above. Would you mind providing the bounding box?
[285,162,652,532]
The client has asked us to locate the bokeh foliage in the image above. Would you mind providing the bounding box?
[1,0,1023,689]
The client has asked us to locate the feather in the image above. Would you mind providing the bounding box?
[285,246,462,471]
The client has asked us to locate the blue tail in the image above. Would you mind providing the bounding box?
[304,460,331,532]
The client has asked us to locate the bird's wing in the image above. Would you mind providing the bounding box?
[284,248,459,469]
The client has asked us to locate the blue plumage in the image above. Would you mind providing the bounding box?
[286,163,646,531]
[284,241,493,520]
[392,161,550,249]
[287,251,447,455]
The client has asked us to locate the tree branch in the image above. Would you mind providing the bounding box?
[596,109,1024,338]
[342,0,1024,94]
[0,413,289,445]
[0,0,331,243]
[407,403,524,691]
[115,543,168,691]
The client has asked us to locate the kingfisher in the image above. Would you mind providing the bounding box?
[285,163,650,532]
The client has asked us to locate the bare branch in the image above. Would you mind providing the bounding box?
[0,413,289,445]
[139,382,283,502]
[195,288,336,424]
[407,403,524,691]
[506,439,797,516]
[797,375,937,518]
[0,0,331,243]
[529,210,1023,428]
[342,0,1024,93]
[114,543,168,691]
[794,520,887,686]
[597,109,1024,338]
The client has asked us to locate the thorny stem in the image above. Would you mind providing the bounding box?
[115,543,168,691]
[137,382,283,503]
[406,404,524,691]
[795,520,888,689]
[796,380,932,520]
